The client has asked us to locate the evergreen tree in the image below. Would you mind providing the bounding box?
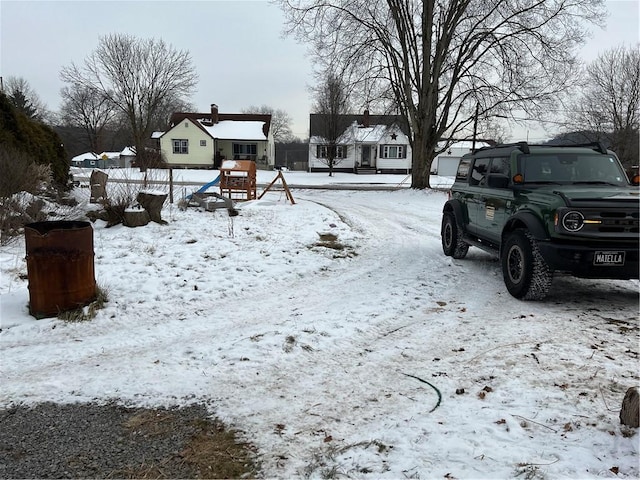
[0,93,69,187]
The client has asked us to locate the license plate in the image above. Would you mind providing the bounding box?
[593,251,625,266]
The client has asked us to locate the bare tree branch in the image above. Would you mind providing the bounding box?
[242,105,295,142]
[563,44,639,169]
[277,0,605,188]
[311,73,352,176]
[60,34,198,169]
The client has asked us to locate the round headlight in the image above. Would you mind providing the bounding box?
[562,211,584,232]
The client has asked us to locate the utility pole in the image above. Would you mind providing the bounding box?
[472,103,479,151]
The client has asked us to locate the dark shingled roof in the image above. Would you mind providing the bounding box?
[309,113,410,138]
[169,111,272,138]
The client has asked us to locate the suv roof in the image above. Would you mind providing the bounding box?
[469,141,608,157]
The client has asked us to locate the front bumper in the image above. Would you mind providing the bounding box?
[538,241,639,279]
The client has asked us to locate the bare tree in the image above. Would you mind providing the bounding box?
[111,96,196,152]
[3,76,48,120]
[60,34,198,169]
[565,44,639,169]
[278,0,605,188]
[59,84,117,153]
[312,72,352,176]
[149,97,195,133]
[241,104,294,142]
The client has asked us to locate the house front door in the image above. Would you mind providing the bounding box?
[361,145,371,167]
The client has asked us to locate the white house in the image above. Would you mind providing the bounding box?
[308,111,413,174]
[155,104,275,170]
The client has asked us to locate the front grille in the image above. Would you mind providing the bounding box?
[582,208,639,236]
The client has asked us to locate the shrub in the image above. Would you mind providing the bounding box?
[0,145,51,199]
[0,146,53,245]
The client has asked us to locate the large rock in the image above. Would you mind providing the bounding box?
[620,386,639,428]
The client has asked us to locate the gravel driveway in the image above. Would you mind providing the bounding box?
[0,402,257,479]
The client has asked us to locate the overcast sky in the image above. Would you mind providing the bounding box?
[1,0,638,142]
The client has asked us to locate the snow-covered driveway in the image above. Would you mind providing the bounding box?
[1,188,638,478]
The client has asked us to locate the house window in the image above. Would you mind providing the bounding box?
[200,140,207,147]
[233,143,257,160]
[316,145,347,158]
[380,145,406,159]
[172,139,189,154]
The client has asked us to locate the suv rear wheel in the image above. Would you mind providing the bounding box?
[501,229,553,300]
[442,212,469,259]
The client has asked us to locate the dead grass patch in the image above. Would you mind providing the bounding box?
[57,284,109,322]
[180,419,258,479]
[311,232,356,258]
[124,410,175,436]
[114,410,258,479]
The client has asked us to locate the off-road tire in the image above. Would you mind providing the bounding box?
[501,229,553,300]
[442,212,469,259]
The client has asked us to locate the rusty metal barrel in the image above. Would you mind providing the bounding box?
[25,221,96,318]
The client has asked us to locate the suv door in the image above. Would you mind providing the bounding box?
[474,157,514,244]
[465,157,491,236]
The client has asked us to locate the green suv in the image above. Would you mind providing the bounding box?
[441,142,640,300]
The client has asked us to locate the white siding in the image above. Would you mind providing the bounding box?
[161,119,214,168]
[308,144,356,170]
[308,123,413,172]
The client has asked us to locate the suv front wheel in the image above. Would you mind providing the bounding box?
[501,229,553,300]
[442,212,469,259]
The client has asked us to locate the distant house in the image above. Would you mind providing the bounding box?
[70,147,137,169]
[429,141,492,177]
[308,110,412,174]
[97,151,122,168]
[154,104,274,169]
[71,152,101,168]
[119,146,136,168]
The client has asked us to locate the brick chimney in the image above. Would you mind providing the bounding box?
[211,104,219,124]
[363,109,370,128]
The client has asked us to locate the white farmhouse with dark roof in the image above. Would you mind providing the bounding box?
[155,104,274,169]
[308,110,413,174]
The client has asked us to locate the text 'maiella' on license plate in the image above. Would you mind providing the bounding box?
[593,251,625,266]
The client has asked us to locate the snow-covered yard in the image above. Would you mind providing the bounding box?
[1,170,638,478]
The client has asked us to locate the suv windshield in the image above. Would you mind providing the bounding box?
[522,153,628,186]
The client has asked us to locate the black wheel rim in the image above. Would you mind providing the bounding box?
[444,222,453,248]
[507,245,524,283]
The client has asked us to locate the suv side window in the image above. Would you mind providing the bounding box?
[456,157,471,181]
[490,157,510,176]
[470,158,490,186]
